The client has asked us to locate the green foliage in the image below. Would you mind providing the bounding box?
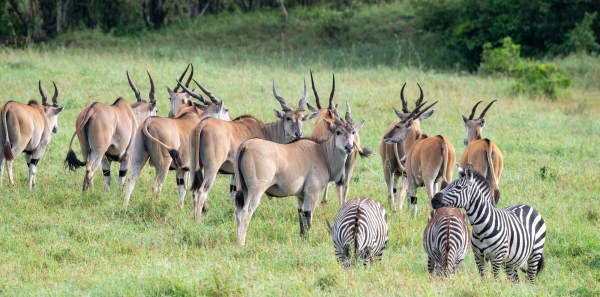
[414,0,600,69]
[479,37,521,75]
[480,37,572,98]
[565,12,600,54]
[511,61,572,98]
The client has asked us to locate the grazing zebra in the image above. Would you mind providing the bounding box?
[431,164,546,283]
[328,196,388,268]
[423,207,470,276]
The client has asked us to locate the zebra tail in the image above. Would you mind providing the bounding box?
[537,252,545,275]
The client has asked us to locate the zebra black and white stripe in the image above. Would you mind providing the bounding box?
[423,207,470,276]
[431,163,546,283]
[329,196,388,268]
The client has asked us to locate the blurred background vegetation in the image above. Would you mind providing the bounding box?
[1,0,599,72]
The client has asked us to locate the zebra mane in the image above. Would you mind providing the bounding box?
[470,170,494,199]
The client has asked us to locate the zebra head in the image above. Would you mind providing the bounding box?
[431,163,475,210]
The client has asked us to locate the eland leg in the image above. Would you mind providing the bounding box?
[235,187,263,246]
[26,144,47,188]
[229,174,237,202]
[409,186,418,217]
[83,150,104,191]
[117,156,130,192]
[101,158,112,191]
[175,170,187,209]
[320,182,330,204]
[398,175,409,210]
[123,152,149,207]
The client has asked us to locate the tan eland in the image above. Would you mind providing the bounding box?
[234,102,366,246]
[1,81,64,187]
[64,71,158,191]
[460,100,503,204]
[123,79,231,208]
[383,99,455,217]
[188,78,319,221]
[308,71,371,206]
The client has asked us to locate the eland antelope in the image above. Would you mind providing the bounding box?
[380,83,432,212]
[234,102,366,246]
[167,63,196,118]
[188,79,318,221]
[65,71,158,191]
[460,100,503,204]
[1,81,64,187]
[309,71,371,206]
[123,79,231,208]
[383,98,456,217]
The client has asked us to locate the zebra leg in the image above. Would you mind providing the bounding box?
[101,158,112,192]
[526,252,544,283]
[491,256,503,279]
[505,267,519,282]
[474,252,487,277]
[427,256,435,274]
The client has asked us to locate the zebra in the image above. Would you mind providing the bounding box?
[423,207,470,276]
[328,196,388,268]
[431,163,546,283]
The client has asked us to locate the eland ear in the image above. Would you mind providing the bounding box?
[353,120,365,132]
[462,115,468,124]
[166,86,174,95]
[323,119,335,132]
[419,110,434,121]
[304,111,319,121]
[273,109,285,119]
[55,107,64,114]
[480,119,486,127]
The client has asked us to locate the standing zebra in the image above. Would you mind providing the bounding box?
[431,164,546,283]
[423,207,470,276]
[328,196,388,268]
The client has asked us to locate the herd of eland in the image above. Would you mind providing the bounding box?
[0,64,545,282]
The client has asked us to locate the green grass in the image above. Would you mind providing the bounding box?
[1,12,600,295]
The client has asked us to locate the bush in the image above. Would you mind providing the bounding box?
[479,37,521,75]
[565,12,600,54]
[479,37,572,98]
[511,61,572,98]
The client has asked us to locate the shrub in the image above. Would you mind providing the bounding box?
[511,61,572,98]
[565,12,600,54]
[479,37,572,98]
[479,37,521,75]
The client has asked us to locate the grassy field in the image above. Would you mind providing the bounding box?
[1,11,600,295]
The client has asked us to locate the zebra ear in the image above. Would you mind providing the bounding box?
[456,164,465,177]
[465,163,474,181]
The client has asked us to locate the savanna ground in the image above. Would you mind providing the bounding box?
[1,3,600,296]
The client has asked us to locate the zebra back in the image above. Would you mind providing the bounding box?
[423,207,470,275]
[331,196,388,268]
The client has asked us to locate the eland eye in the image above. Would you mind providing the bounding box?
[336,131,342,135]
